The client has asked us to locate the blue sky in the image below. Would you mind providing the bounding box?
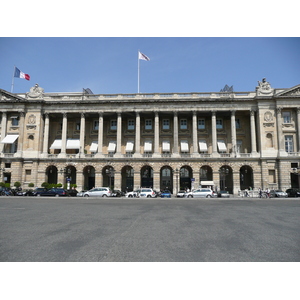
[1,37,299,94]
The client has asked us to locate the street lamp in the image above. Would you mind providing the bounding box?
[106,167,114,190]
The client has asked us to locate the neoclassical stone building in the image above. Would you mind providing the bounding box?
[1,79,300,195]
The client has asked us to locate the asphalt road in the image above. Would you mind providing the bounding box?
[1,196,300,262]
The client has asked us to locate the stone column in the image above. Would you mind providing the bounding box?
[60,113,67,156]
[116,112,122,156]
[134,167,140,190]
[17,112,25,153]
[153,170,160,191]
[154,112,160,156]
[250,110,257,154]
[79,113,85,156]
[95,170,103,187]
[114,171,121,190]
[192,111,198,156]
[96,112,103,157]
[134,111,141,157]
[231,110,237,157]
[173,112,179,156]
[42,113,50,155]
[211,111,218,156]
[297,108,300,152]
[0,112,7,152]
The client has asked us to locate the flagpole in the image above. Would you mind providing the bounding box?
[138,50,140,94]
[11,66,16,93]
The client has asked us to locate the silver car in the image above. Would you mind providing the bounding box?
[83,187,112,197]
[185,188,214,198]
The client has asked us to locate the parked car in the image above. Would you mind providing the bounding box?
[32,187,48,196]
[36,188,70,197]
[270,189,287,198]
[285,188,300,197]
[15,189,34,196]
[176,190,186,198]
[67,189,78,197]
[139,188,157,198]
[218,190,230,198]
[185,188,214,198]
[160,190,172,198]
[83,187,112,197]
[76,190,87,197]
[125,190,140,198]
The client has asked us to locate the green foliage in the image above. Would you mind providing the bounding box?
[28,183,34,187]
[41,182,50,189]
[0,182,5,187]
[14,181,21,188]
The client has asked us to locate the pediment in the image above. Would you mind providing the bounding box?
[276,84,300,97]
[0,89,25,102]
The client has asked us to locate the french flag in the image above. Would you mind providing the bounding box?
[14,67,30,81]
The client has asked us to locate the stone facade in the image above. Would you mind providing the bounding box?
[1,80,300,195]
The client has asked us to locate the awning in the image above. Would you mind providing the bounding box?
[1,135,19,144]
[217,140,227,152]
[108,141,116,152]
[162,141,170,152]
[66,139,80,149]
[180,141,189,152]
[50,139,80,149]
[144,141,152,152]
[201,181,215,186]
[90,141,98,152]
[50,139,62,149]
[199,140,208,152]
[126,141,134,152]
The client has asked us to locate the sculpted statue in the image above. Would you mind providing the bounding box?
[26,83,44,98]
[257,78,273,95]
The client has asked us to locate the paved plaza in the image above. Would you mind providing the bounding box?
[0,197,300,262]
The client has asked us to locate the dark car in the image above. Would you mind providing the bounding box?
[36,188,69,197]
[160,190,172,198]
[33,187,48,196]
[15,189,34,196]
[67,189,78,197]
[218,190,230,198]
[286,188,300,197]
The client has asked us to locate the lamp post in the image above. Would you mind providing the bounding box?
[106,167,114,190]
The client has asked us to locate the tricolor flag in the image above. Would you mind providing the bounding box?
[14,67,30,81]
[138,51,150,61]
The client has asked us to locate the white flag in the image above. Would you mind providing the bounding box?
[139,51,150,61]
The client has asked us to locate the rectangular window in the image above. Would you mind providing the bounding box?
[198,119,205,129]
[236,118,241,129]
[128,119,135,130]
[216,119,223,129]
[285,135,294,153]
[111,120,117,130]
[76,122,80,130]
[162,119,170,130]
[11,116,19,126]
[180,119,187,130]
[25,170,31,182]
[145,119,152,130]
[268,170,276,183]
[93,120,99,130]
[236,140,242,153]
[283,111,291,123]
